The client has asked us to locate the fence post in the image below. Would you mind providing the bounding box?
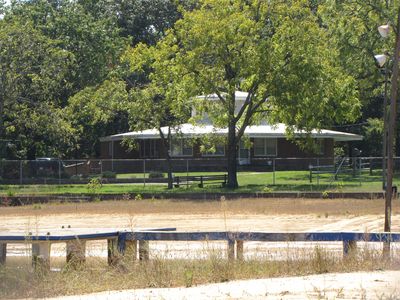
[0,243,6,264]
[100,159,103,176]
[139,240,149,260]
[107,238,119,265]
[143,159,146,187]
[186,159,189,189]
[236,240,244,260]
[32,243,51,271]
[125,240,138,260]
[342,240,357,258]
[273,158,276,185]
[317,158,320,186]
[19,160,23,185]
[66,240,86,266]
[58,160,61,184]
[227,239,235,260]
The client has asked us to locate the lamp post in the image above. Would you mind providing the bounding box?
[377,10,400,257]
[374,53,389,190]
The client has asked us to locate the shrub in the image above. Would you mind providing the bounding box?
[102,171,116,179]
[87,178,102,196]
[70,175,83,181]
[148,171,164,179]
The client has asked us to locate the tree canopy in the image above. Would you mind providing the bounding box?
[0,0,396,167]
[124,0,360,187]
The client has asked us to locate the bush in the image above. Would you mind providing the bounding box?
[148,171,165,179]
[70,175,83,181]
[102,171,116,179]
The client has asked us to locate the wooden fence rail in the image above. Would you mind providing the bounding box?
[1,230,399,270]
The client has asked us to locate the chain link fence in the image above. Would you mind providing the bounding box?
[0,157,396,188]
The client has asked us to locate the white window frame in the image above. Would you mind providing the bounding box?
[170,138,193,157]
[253,138,277,157]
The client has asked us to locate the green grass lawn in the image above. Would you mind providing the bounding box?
[0,169,396,196]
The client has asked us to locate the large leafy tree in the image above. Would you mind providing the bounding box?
[0,19,75,159]
[131,0,360,188]
[123,43,191,189]
[319,1,400,155]
[1,0,127,158]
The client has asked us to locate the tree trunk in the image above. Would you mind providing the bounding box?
[166,154,173,189]
[226,121,238,188]
[158,127,173,189]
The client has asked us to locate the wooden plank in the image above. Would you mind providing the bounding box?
[66,240,86,266]
[128,231,400,243]
[32,243,50,271]
[0,243,6,264]
[0,231,119,243]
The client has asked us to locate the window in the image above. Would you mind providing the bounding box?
[170,138,193,157]
[202,143,225,157]
[140,139,159,158]
[253,138,277,156]
[316,139,325,155]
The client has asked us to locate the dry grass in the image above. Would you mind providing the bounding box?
[1,197,400,298]
[0,244,398,299]
[1,197,399,217]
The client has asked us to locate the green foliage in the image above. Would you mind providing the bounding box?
[87,177,102,195]
[0,0,128,158]
[362,118,384,156]
[125,0,360,187]
[148,171,165,179]
[101,171,116,179]
[334,147,345,158]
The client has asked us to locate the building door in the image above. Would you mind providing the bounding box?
[238,140,250,165]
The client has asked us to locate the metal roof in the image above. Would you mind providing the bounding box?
[100,123,362,142]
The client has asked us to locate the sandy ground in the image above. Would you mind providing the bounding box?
[3,212,400,259]
[1,199,400,299]
[2,213,399,235]
[32,271,400,300]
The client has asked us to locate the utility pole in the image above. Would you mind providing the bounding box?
[384,8,400,256]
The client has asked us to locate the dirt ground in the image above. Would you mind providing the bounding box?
[1,198,400,299]
[1,198,400,235]
[46,271,400,300]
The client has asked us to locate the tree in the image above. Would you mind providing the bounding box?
[0,19,76,158]
[1,0,128,158]
[7,0,127,95]
[135,0,360,188]
[66,79,129,157]
[318,1,400,155]
[123,43,191,189]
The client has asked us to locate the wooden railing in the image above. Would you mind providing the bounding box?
[1,230,399,269]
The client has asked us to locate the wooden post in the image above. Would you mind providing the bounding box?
[125,240,137,261]
[108,238,118,265]
[0,243,6,264]
[66,240,86,266]
[32,243,51,270]
[139,240,149,260]
[342,240,357,257]
[227,239,235,260]
[236,240,244,260]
